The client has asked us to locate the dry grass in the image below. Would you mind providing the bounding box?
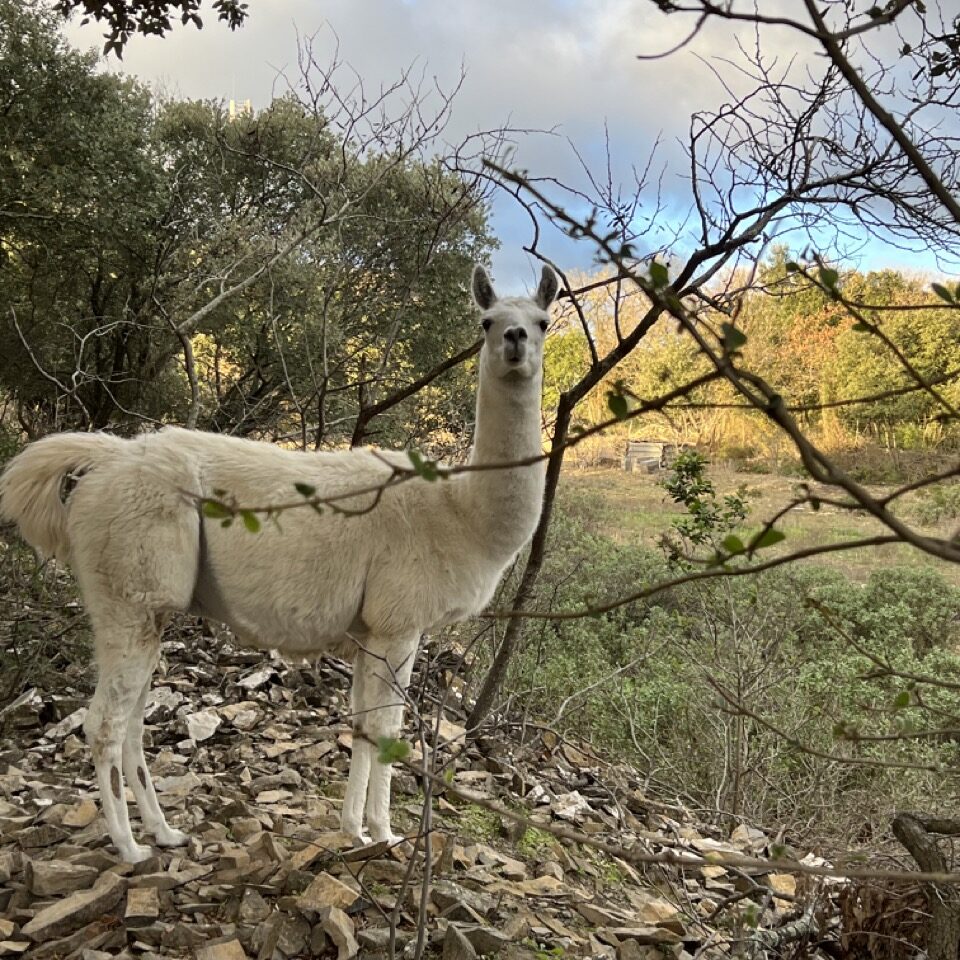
[558,465,960,585]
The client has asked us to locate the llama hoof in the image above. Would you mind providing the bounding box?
[119,842,154,864]
[155,827,189,848]
[375,832,407,849]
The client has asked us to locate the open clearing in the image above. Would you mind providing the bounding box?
[558,465,960,585]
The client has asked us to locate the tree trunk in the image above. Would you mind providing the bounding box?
[466,397,572,730]
[891,811,960,960]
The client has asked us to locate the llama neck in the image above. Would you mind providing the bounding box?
[460,372,546,555]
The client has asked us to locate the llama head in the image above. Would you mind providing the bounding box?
[472,264,559,384]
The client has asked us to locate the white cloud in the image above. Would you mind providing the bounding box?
[62,1,937,288]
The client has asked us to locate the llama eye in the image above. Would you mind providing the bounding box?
[481,318,493,332]
[538,319,548,332]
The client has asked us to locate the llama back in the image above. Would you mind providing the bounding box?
[0,432,125,560]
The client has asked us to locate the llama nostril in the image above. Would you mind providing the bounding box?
[504,326,527,345]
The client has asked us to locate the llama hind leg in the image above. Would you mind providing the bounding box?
[342,638,417,845]
[84,627,162,863]
[122,678,187,848]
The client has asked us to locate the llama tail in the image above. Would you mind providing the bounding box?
[0,432,124,560]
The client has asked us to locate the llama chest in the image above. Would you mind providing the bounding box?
[425,554,509,631]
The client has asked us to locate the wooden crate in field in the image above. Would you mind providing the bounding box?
[623,440,693,473]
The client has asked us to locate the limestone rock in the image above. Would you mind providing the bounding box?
[551,791,592,822]
[456,924,511,954]
[0,942,30,956]
[185,709,222,742]
[442,924,477,960]
[22,872,126,943]
[125,886,160,926]
[195,939,248,960]
[61,799,99,829]
[297,872,359,915]
[431,880,496,920]
[238,888,270,924]
[25,859,98,896]
[319,906,358,960]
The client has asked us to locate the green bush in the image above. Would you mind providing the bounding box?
[481,474,960,847]
[912,481,960,524]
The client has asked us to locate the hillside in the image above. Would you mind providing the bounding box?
[0,630,851,960]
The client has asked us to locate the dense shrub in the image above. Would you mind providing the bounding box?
[480,480,960,846]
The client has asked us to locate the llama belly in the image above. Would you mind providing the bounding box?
[190,537,368,658]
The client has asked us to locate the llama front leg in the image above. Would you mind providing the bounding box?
[84,648,159,863]
[122,679,188,848]
[342,638,417,845]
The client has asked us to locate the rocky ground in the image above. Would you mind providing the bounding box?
[0,630,845,960]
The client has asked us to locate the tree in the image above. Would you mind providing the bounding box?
[0,4,497,445]
[467,0,960,728]
[53,0,248,56]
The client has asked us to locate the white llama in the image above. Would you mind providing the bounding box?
[0,264,558,862]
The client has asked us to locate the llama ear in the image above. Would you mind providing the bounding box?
[535,266,560,310]
[472,265,497,311]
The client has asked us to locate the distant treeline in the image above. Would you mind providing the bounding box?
[545,251,960,478]
[0,0,492,452]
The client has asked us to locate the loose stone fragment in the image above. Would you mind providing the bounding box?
[442,924,477,960]
[125,886,160,926]
[25,859,98,896]
[431,880,497,919]
[297,872,359,914]
[17,825,68,850]
[185,709,222,743]
[22,872,126,943]
[61,799,99,829]
[319,906,359,960]
[456,924,512,954]
[195,938,248,960]
[237,888,270,924]
[0,942,30,956]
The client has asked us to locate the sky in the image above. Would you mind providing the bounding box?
[63,1,946,293]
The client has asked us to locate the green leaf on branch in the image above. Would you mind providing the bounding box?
[294,482,316,498]
[932,282,955,304]
[893,690,911,709]
[648,260,669,289]
[376,737,411,764]
[818,267,839,291]
[202,500,233,520]
[721,534,745,556]
[240,510,261,533]
[408,450,439,481]
[607,391,629,420]
[721,323,747,353]
[749,528,786,551]
[851,321,871,333]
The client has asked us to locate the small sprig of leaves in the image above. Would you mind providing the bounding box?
[717,527,787,564]
[376,736,411,764]
[720,322,747,355]
[407,450,441,482]
[648,260,670,290]
[785,257,841,301]
[294,483,324,515]
[201,489,261,532]
[932,281,960,305]
[606,379,639,420]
